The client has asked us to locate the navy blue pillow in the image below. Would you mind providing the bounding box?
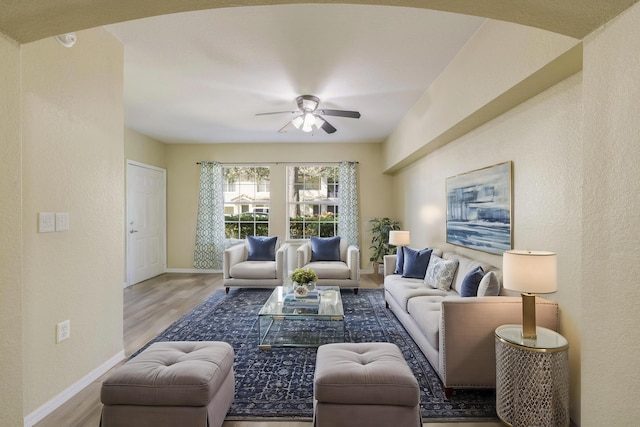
[247,235,277,261]
[394,246,405,274]
[310,236,341,261]
[402,247,433,279]
[460,266,485,297]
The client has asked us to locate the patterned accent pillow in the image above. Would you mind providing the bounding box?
[424,255,459,291]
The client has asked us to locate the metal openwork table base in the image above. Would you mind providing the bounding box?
[495,325,570,427]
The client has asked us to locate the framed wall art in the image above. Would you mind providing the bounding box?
[446,161,512,254]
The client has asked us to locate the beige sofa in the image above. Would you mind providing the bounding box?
[383,249,559,395]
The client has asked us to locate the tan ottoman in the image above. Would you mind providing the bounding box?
[100,341,234,427]
[314,342,421,427]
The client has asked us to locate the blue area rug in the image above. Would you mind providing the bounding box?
[138,287,497,422]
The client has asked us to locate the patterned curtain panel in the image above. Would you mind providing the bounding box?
[338,161,359,248]
[194,161,225,270]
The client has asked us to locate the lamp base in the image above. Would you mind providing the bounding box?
[521,293,537,339]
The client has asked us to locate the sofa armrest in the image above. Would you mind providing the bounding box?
[275,243,289,280]
[223,243,247,279]
[439,296,559,388]
[346,245,360,280]
[296,242,312,268]
[383,255,397,277]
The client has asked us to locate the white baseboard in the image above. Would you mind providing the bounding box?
[24,350,125,427]
[165,268,221,274]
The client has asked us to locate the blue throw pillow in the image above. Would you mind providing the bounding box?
[394,246,405,274]
[402,247,433,279]
[310,236,341,261]
[460,266,485,297]
[247,235,277,261]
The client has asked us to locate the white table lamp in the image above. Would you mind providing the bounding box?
[502,250,557,339]
[388,230,410,247]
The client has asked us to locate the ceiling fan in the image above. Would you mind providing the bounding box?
[256,95,361,134]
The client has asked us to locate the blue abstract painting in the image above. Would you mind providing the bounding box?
[446,162,512,254]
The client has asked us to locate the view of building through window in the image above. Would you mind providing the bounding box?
[287,165,339,239]
[223,166,270,238]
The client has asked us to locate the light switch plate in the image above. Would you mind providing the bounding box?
[56,213,70,231]
[39,212,55,233]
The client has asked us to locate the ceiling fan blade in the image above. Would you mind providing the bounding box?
[278,121,295,133]
[255,110,298,116]
[319,117,337,134]
[317,109,361,119]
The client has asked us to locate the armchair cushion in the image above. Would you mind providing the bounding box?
[247,235,277,261]
[310,236,341,261]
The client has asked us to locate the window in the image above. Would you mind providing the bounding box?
[287,165,339,239]
[223,166,270,238]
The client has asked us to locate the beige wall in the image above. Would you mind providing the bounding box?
[392,73,583,421]
[383,19,580,173]
[20,28,125,416]
[0,33,24,427]
[164,142,394,270]
[125,127,167,169]
[386,6,640,424]
[581,2,640,424]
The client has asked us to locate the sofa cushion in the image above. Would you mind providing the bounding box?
[247,235,277,261]
[402,247,432,279]
[460,266,485,297]
[394,246,405,274]
[443,253,494,294]
[230,261,276,279]
[407,296,442,351]
[478,270,501,296]
[424,255,459,291]
[384,275,449,310]
[311,236,341,261]
[303,261,350,279]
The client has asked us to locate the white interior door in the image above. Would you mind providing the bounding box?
[126,161,166,286]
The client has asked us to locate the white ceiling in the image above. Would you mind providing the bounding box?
[106,4,485,144]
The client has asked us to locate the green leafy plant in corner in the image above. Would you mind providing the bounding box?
[368,217,401,263]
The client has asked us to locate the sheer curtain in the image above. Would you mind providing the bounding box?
[193,161,225,270]
[338,161,359,248]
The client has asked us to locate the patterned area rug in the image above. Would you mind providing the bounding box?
[138,287,497,422]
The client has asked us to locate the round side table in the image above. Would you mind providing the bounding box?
[495,324,569,427]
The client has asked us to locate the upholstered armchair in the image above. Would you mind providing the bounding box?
[223,236,289,293]
[296,236,360,293]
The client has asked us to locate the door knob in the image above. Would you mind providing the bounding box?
[129,229,138,234]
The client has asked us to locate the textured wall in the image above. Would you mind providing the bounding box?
[124,127,167,169]
[0,33,24,427]
[581,2,640,424]
[393,74,583,421]
[164,142,394,270]
[21,28,125,415]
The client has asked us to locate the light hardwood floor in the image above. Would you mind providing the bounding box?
[36,273,500,427]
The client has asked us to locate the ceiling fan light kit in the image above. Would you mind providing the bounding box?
[257,94,360,134]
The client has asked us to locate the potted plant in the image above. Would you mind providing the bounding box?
[368,217,401,275]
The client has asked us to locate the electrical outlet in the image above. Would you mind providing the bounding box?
[56,212,70,231]
[39,212,55,233]
[56,320,71,343]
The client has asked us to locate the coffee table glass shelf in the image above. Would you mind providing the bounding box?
[258,284,344,350]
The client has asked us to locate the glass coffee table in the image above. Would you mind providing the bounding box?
[258,284,344,350]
